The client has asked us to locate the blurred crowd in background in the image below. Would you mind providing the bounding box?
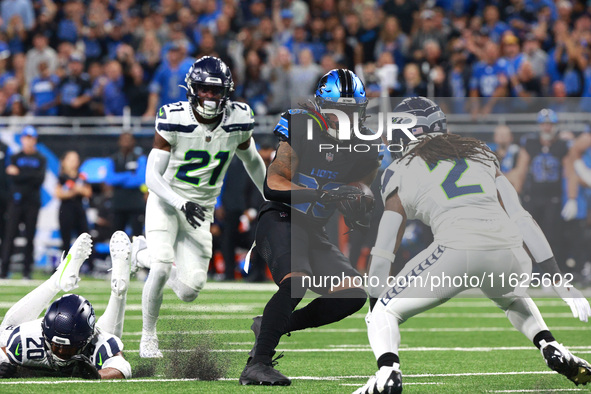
[3,0,591,117]
[2,0,591,283]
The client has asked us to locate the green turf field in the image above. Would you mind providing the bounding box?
[1,277,591,393]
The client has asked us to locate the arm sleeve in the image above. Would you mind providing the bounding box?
[101,355,132,379]
[235,138,266,196]
[145,148,185,210]
[368,210,403,299]
[495,175,553,262]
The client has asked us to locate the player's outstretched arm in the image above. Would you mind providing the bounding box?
[146,132,206,228]
[236,137,266,196]
[496,171,591,322]
[367,190,406,304]
[97,353,131,379]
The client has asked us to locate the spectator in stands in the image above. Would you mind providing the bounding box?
[409,10,447,62]
[325,25,355,71]
[55,150,92,255]
[123,62,149,117]
[25,31,58,85]
[6,14,26,55]
[511,109,577,274]
[382,0,419,36]
[99,60,127,116]
[106,132,146,236]
[394,63,427,97]
[237,50,269,114]
[374,16,408,73]
[29,61,59,116]
[58,53,92,116]
[522,34,548,80]
[289,48,321,99]
[0,43,13,88]
[0,126,45,280]
[2,77,24,116]
[145,41,192,117]
[0,140,9,250]
[57,0,83,44]
[136,31,162,82]
[492,125,520,174]
[469,41,508,115]
[1,0,34,32]
[264,46,292,114]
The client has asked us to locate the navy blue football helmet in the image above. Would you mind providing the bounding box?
[390,97,447,157]
[42,294,96,366]
[314,69,368,140]
[185,56,234,119]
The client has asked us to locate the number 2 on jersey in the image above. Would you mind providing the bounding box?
[430,158,483,199]
[175,150,230,186]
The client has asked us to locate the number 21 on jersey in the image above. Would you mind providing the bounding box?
[175,150,230,186]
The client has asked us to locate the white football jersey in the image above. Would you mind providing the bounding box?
[381,151,522,250]
[154,100,254,221]
[1,319,124,372]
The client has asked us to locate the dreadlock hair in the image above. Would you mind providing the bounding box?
[399,133,499,167]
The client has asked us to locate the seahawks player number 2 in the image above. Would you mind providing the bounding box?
[175,150,230,186]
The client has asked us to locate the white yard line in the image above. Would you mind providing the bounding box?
[0,371,565,385]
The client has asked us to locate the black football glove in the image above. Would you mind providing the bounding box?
[318,185,363,204]
[70,354,100,380]
[0,362,16,379]
[181,201,207,229]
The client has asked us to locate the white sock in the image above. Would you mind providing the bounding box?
[137,249,151,269]
[97,293,127,339]
[504,297,549,341]
[1,277,60,330]
[367,309,401,358]
[141,262,171,335]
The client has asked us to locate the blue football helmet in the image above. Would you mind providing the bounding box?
[42,294,96,367]
[185,56,234,119]
[537,108,558,124]
[390,97,447,157]
[314,69,368,140]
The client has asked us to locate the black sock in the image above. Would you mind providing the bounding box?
[285,287,367,333]
[253,277,303,364]
[533,330,556,349]
[377,353,400,368]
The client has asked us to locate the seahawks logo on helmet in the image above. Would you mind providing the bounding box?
[390,97,447,158]
[184,56,234,119]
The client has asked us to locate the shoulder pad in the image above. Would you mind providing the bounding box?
[273,109,326,141]
[221,101,255,133]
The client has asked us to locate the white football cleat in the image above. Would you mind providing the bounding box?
[353,364,402,394]
[109,231,131,296]
[130,235,147,274]
[55,233,92,292]
[140,334,163,358]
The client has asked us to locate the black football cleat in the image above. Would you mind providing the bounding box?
[239,359,291,386]
[247,315,262,363]
[543,342,591,386]
[382,369,403,394]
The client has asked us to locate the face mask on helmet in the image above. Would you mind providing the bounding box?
[44,339,85,367]
[187,82,229,119]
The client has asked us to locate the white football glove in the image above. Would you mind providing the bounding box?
[553,284,591,323]
[561,199,578,221]
[352,365,401,394]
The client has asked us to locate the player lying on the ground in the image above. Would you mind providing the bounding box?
[131,55,266,358]
[354,97,591,394]
[0,231,132,379]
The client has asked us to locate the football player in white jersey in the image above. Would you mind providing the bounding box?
[130,56,266,358]
[354,97,591,394]
[0,231,132,379]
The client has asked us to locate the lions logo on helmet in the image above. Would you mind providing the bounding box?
[314,69,368,140]
[41,294,96,367]
[184,56,234,119]
[390,97,447,158]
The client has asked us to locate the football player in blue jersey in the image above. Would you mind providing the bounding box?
[239,69,381,385]
[0,231,132,379]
